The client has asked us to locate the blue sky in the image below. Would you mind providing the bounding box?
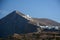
[0,0,60,22]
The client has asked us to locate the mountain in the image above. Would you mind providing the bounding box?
[32,18,60,26]
[0,10,60,37]
[0,11,38,37]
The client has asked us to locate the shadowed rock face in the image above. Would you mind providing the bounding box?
[0,10,60,37]
[0,11,38,37]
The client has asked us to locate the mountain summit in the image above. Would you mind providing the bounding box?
[0,10,38,37]
[0,10,60,37]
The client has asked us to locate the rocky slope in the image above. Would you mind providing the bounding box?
[0,10,60,38]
